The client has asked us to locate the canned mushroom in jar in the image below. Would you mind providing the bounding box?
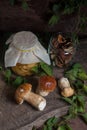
[5,31,51,76]
[12,63,38,76]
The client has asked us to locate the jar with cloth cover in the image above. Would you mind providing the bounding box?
[5,31,51,76]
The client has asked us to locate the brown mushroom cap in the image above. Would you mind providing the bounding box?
[39,76,57,92]
[15,83,32,104]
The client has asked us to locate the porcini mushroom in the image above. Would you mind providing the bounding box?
[58,77,74,97]
[36,76,57,97]
[15,83,46,111]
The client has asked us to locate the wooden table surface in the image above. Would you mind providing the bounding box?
[0,39,87,130]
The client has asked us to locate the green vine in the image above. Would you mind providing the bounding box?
[9,0,29,10]
[48,0,87,25]
[9,0,87,34]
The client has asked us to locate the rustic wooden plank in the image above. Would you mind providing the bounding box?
[0,39,87,130]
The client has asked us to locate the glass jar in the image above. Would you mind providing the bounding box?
[48,32,76,68]
[5,31,51,76]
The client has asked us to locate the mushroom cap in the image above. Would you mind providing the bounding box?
[15,83,32,104]
[39,76,57,92]
[58,77,70,89]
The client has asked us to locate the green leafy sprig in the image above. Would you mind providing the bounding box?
[31,62,53,76]
[9,0,29,10]
[65,63,87,94]
[36,94,87,130]
[1,62,53,87]
[65,63,87,82]
[5,69,12,84]
[3,68,27,88]
[43,116,58,130]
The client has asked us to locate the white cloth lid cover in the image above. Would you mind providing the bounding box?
[5,31,51,67]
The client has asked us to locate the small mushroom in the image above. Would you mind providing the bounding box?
[15,83,46,111]
[58,77,74,97]
[36,76,57,97]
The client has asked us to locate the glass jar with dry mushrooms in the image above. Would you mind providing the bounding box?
[48,33,75,68]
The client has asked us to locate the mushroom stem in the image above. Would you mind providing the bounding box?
[24,91,46,111]
[15,83,46,111]
[36,88,49,97]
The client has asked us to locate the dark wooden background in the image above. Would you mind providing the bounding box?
[0,0,87,35]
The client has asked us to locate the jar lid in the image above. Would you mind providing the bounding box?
[12,31,38,50]
[5,31,51,67]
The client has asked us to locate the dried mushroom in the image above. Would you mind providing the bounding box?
[49,34,75,67]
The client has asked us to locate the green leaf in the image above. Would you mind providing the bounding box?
[32,62,53,76]
[46,116,58,127]
[77,95,85,112]
[22,0,29,10]
[5,69,12,84]
[72,95,77,101]
[43,125,48,130]
[73,63,82,69]
[12,76,24,87]
[83,84,87,93]
[75,80,83,89]
[61,97,72,104]
[65,69,78,78]
[63,114,73,120]
[65,74,76,82]
[40,62,53,76]
[51,117,58,124]
[47,126,52,130]
[31,65,39,74]
[80,113,87,123]
[68,104,77,118]
[65,124,72,130]
[43,117,58,130]
[58,124,72,130]
[77,72,87,80]
[49,15,60,26]
[58,125,66,130]
[65,70,77,82]
[77,105,85,113]
[65,63,87,84]
[46,117,53,126]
